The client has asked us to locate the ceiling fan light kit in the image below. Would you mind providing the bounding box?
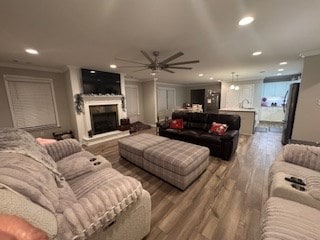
[116,50,200,75]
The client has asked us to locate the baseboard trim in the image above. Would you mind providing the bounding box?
[290,139,320,146]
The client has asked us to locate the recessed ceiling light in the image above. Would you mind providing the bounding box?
[110,64,117,69]
[252,51,262,56]
[278,68,284,72]
[151,72,156,76]
[25,48,39,55]
[239,16,254,26]
[279,62,287,65]
[277,73,282,76]
[198,73,204,77]
[209,77,213,80]
[90,70,96,74]
[218,80,221,82]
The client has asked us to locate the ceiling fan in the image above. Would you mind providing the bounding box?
[116,50,200,74]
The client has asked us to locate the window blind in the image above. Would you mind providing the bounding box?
[5,75,60,130]
[125,85,140,116]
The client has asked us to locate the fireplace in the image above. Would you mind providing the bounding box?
[89,105,118,135]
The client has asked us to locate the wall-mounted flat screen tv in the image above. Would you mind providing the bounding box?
[81,68,121,95]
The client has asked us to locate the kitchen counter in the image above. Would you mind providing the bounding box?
[219,107,256,113]
[260,106,284,122]
[219,108,256,135]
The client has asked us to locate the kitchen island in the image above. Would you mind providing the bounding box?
[219,108,256,135]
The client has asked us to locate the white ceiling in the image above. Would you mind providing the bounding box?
[0,0,320,84]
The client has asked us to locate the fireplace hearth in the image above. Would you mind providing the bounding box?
[89,105,118,135]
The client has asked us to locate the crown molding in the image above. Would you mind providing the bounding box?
[124,77,142,82]
[0,62,65,73]
[156,81,186,87]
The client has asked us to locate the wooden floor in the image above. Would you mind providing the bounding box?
[86,128,283,240]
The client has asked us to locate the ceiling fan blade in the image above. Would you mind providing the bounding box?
[166,60,200,66]
[115,57,148,65]
[166,66,192,70]
[141,50,154,64]
[130,68,150,73]
[163,69,175,73]
[160,52,184,65]
[116,66,146,68]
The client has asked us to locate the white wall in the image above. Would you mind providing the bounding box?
[292,54,320,143]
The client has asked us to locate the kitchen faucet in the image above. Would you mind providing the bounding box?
[240,98,250,108]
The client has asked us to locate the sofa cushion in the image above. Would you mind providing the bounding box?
[45,139,82,162]
[199,133,221,144]
[180,129,204,138]
[187,112,208,130]
[58,167,143,239]
[283,144,320,172]
[261,197,320,240]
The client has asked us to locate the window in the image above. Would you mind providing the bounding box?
[157,87,176,120]
[4,75,60,130]
[125,85,140,116]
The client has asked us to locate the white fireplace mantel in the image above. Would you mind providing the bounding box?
[83,98,123,135]
[82,95,123,101]
[67,66,128,145]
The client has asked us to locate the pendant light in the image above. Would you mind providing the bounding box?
[230,72,235,90]
[235,74,240,91]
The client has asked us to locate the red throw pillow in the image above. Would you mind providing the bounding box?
[169,119,184,129]
[209,122,228,135]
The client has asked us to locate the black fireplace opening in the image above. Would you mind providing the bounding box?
[89,105,118,135]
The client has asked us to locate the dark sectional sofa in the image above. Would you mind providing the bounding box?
[158,112,241,160]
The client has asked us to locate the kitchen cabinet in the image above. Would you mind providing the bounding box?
[263,82,290,98]
[260,107,284,122]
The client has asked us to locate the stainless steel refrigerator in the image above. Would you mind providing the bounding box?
[205,90,220,113]
[281,83,300,145]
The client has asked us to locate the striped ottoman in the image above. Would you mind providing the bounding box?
[143,140,209,190]
[118,133,169,167]
[119,134,209,190]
